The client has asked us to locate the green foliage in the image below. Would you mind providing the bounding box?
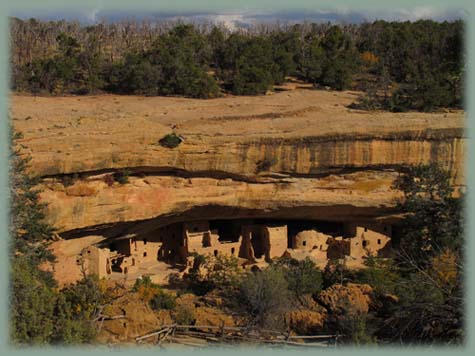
[19,32,104,94]
[11,258,111,344]
[186,254,242,296]
[104,24,220,98]
[335,308,376,345]
[238,266,290,328]
[278,257,323,299]
[297,26,357,90]
[158,133,182,148]
[61,173,79,187]
[208,26,226,70]
[355,257,400,295]
[217,34,276,95]
[10,256,56,344]
[349,93,381,111]
[10,130,112,345]
[208,254,242,288]
[269,31,299,84]
[53,275,111,344]
[187,277,214,297]
[319,26,358,90]
[151,24,219,98]
[388,73,453,112]
[173,303,195,325]
[105,52,160,95]
[11,19,464,111]
[377,163,465,344]
[384,265,463,344]
[150,290,176,311]
[297,34,324,85]
[133,275,155,292]
[322,259,357,289]
[113,169,130,184]
[10,130,54,263]
[393,164,463,270]
[133,276,176,310]
[356,20,464,111]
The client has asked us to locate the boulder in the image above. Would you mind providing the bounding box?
[318,283,373,315]
[286,309,327,334]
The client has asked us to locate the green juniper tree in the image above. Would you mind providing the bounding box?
[10,129,111,345]
[379,164,465,344]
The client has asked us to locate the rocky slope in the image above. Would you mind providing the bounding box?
[10,87,465,234]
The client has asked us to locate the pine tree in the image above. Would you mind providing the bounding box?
[10,130,55,264]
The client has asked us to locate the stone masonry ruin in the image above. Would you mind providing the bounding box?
[73,218,392,283]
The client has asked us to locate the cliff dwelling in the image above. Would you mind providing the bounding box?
[67,218,392,284]
[10,87,464,288]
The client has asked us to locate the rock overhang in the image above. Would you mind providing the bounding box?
[10,89,466,234]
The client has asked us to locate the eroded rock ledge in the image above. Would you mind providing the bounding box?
[40,170,401,233]
[10,89,465,235]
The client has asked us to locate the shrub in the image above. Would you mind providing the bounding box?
[188,278,215,297]
[112,169,129,184]
[238,266,290,328]
[206,254,242,289]
[133,277,157,301]
[158,133,182,148]
[173,304,195,325]
[54,275,112,343]
[322,259,358,289]
[133,276,176,310]
[10,256,56,344]
[348,93,381,111]
[334,306,376,345]
[186,254,241,296]
[354,257,400,295]
[280,257,323,300]
[150,290,176,311]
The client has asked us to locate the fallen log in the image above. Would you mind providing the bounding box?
[136,327,171,342]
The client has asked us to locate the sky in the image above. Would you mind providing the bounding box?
[10,6,465,30]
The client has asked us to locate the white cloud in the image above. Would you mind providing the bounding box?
[212,13,249,31]
[86,9,100,23]
[12,5,463,25]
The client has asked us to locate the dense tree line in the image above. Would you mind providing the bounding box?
[10,17,464,110]
[352,20,464,111]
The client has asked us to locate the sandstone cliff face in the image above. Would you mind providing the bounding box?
[10,89,465,233]
[39,171,401,233]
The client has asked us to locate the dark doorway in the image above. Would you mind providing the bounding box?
[210,220,241,242]
[250,229,266,258]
